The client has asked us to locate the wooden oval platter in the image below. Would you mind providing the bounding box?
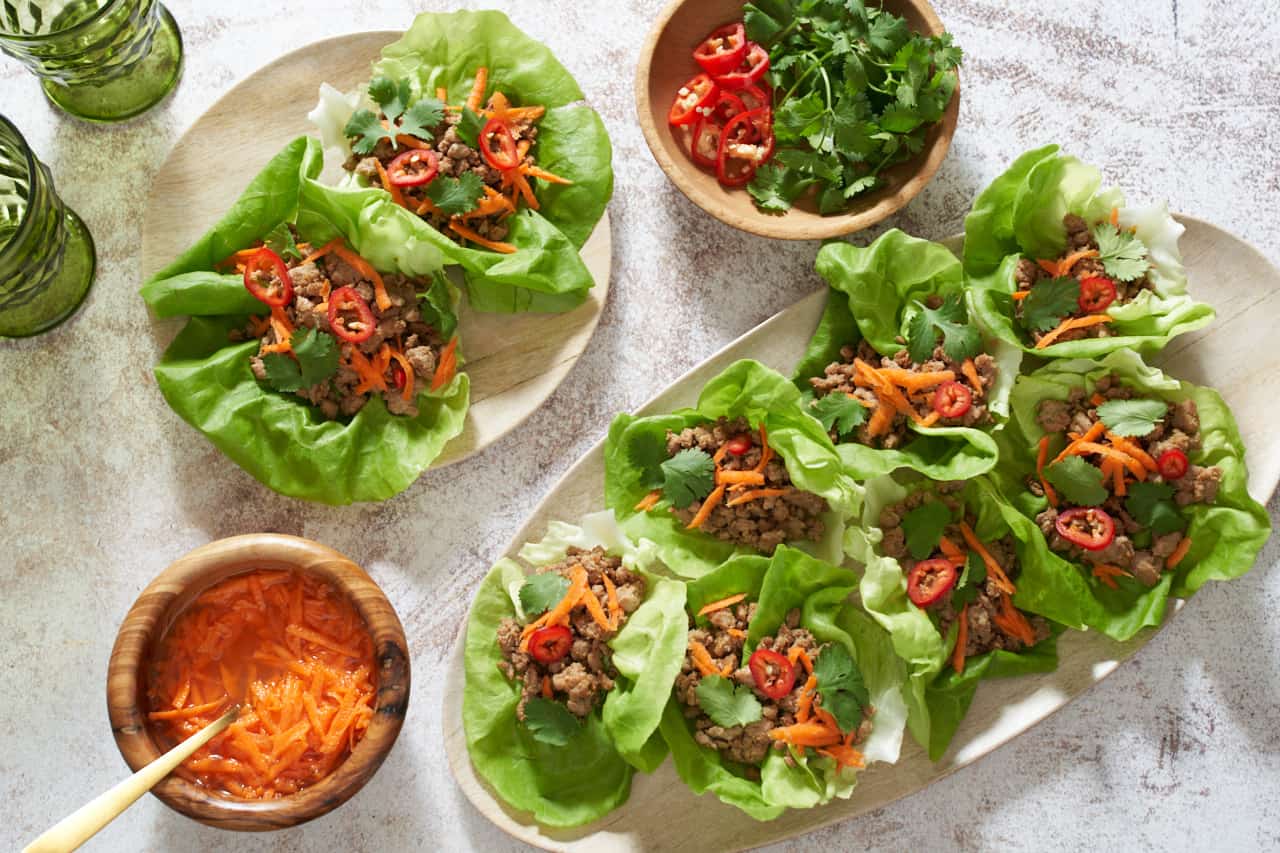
[139,31,611,470]
[441,217,1279,851]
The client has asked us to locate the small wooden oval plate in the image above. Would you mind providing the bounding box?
[140,31,611,470]
[107,534,410,830]
[636,0,959,241]
[442,218,1280,850]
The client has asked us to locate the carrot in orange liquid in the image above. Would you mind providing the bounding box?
[145,570,376,799]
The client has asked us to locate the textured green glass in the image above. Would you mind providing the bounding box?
[0,114,95,337]
[0,0,183,123]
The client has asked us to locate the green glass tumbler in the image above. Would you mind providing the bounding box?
[0,0,183,123]
[0,114,95,337]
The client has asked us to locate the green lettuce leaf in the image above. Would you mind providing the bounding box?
[989,349,1271,640]
[846,474,1062,760]
[331,10,613,312]
[140,137,469,504]
[794,230,1022,481]
[963,145,1215,357]
[660,547,908,819]
[604,359,864,577]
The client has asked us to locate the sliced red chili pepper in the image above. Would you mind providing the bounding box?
[713,41,770,90]
[1156,448,1189,481]
[737,82,773,112]
[326,286,375,344]
[387,148,439,187]
[693,22,748,76]
[747,648,796,700]
[392,363,407,390]
[669,73,718,126]
[479,118,520,171]
[242,248,293,308]
[716,107,772,187]
[933,381,973,419]
[528,624,573,664]
[907,558,959,608]
[1055,507,1116,552]
[710,90,748,125]
[725,435,753,456]
[690,116,723,169]
[1078,276,1117,313]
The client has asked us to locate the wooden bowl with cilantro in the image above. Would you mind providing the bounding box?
[636,0,960,240]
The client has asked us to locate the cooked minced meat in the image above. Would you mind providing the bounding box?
[666,416,829,553]
[496,547,645,720]
[674,606,873,770]
[1013,213,1155,344]
[238,241,445,421]
[879,488,1050,659]
[1031,377,1220,587]
[810,335,997,450]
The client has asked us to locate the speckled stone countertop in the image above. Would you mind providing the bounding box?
[2,0,1278,850]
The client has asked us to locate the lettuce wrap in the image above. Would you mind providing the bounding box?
[140,136,469,505]
[793,230,1021,481]
[988,349,1271,641]
[963,145,1214,358]
[659,546,908,820]
[846,474,1061,761]
[310,10,612,313]
[462,510,688,827]
[604,359,863,578]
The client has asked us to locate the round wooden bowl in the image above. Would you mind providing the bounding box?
[635,0,959,240]
[106,534,410,831]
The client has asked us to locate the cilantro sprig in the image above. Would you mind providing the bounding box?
[812,644,869,731]
[523,697,580,746]
[1091,222,1151,282]
[1019,277,1080,333]
[950,550,988,608]
[261,329,339,393]
[696,675,763,728]
[1096,399,1168,437]
[906,294,982,363]
[519,572,570,617]
[900,499,952,560]
[742,0,961,215]
[1043,456,1108,507]
[810,392,867,439]
[661,448,716,509]
[425,172,485,217]
[345,75,446,155]
[1125,481,1186,535]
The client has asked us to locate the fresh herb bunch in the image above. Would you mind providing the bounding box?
[743,0,961,214]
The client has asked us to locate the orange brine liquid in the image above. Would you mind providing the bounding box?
[146,569,377,799]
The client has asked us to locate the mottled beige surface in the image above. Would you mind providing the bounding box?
[1,1,1278,852]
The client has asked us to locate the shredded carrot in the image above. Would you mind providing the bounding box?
[1053,421,1106,462]
[466,67,488,113]
[329,241,390,312]
[878,367,956,392]
[519,566,588,651]
[1091,563,1132,590]
[938,536,967,566]
[952,605,969,674]
[1108,457,1127,496]
[1106,432,1158,472]
[435,86,447,101]
[689,640,722,677]
[1035,314,1113,349]
[1090,392,1107,407]
[541,675,553,699]
[373,158,407,209]
[579,582,617,632]
[958,522,1016,595]
[866,401,895,437]
[725,488,790,507]
[750,424,774,474]
[916,411,941,428]
[787,646,814,673]
[448,220,518,254]
[415,196,443,216]
[696,593,747,617]
[1062,441,1147,480]
[602,574,622,627]
[634,490,662,512]
[726,627,747,639]
[961,359,984,397]
[992,595,1038,645]
[716,469,766,487]
[686,484,727,530]
[146,570,376,799]
[300,240,337,266]
[768,721,843,747]
[503,105,547,121]
[1011,290,1031,301]
[1037,248,1099,278]
[1037,435,1059,507]
[795,673,819,723]
[521,163,573,185]
[461,186,517,220]
[1166,536,1193,569]
[430,336,459,392]
[510,170,540,210]
[817,743,865,772]
[1110,206,1120,227]
[394,134,433,150]
[712,442,732,465]
[345,348,386,394]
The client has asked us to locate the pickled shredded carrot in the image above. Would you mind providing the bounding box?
[146,570,376,799]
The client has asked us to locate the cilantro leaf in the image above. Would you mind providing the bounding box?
[368,75,412,123]
[455,107,485,148]
[743,0,794,43]
[1125,481,1186,535]
[1096,399,1168,437]
[344,109,388,156]
[660,448,716,510]
[1020,277,1081,332]
[397,98,445,141]
[522,698,580,746]
[906,294,982,363]
[260,352,304,393]
[263,223,301,261]
[813,643,869,732]
[810,392,867,439]
[747,163,817,214]
[629,430,670,490]
[696,675,763,728]
[951,550,988,607]
[425,172,485,218]
[519,572,570,617]
[260,329,339,394]
[1043,456,1108,507]
[901,499,953,560]
[1092,222,1151,282]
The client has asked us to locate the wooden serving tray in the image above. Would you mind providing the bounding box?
[441,219,1279,851]
[139,31,611,469]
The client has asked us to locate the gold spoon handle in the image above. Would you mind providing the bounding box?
[23,705,239,853]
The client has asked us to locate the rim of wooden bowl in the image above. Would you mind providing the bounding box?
[106,534,411,831]
[634,0,959,240]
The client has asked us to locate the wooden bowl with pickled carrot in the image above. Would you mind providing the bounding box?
[106,534,410,831]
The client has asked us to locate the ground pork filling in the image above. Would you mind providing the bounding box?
[344,109,539,246]
[674,606,873,773]
[1014,213,1155,344]
[665,416,829,554]
[1030,376,1221,587]
[878,486,1051,660]
[237,243,445,420]
[495,547,645,720]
